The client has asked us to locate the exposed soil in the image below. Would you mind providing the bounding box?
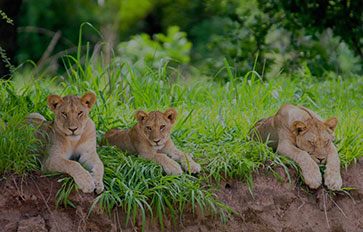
[216,160,363,232]
[1,159,362,232]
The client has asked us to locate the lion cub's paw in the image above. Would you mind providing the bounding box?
[182,160,201,174]
[324,172,342,190]
[75,172,95,193]
[302,165,322,189]
[93,179,105,194]
[162,160,183,175]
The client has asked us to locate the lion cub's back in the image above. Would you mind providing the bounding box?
[103,128,137,153]
[277,104,324,126]
[250,116,278,150]
[25,113,54,139]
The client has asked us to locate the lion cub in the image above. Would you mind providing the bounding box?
[250,104,342,190]
[103,109,201,175]
[27,93,104,194]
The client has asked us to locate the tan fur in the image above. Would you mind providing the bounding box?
[26,93,104,194]
[250,104,342,190]
[103,109,201,175]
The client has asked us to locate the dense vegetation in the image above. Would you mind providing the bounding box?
[0,48,362,228]
[5,0,360,78]
[0,0,362,229]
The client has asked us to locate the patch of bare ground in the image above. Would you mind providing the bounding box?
[216,159,363,232]
[1,159,362,232]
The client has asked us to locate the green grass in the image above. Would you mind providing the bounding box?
[0,51,362,230]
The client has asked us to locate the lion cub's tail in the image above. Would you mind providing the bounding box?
[27,113,46,121]
[25,113,47,127]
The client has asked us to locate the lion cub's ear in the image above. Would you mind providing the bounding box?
[325,117,338,132]
[81,92,96,109]
[164,109,177,124]
[292,121,308,136]
[135,110,148,123]
[47,94,63,111]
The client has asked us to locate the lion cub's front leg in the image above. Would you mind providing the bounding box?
[76,141,104,194]
[324,148,342,190]
[139,151,183,175]
[277,141,322,189]
[79,152,104,194]
[162,142,201,174]
[44,153,95,193]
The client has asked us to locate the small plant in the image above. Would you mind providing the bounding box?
[0,46,15,74]
[0,9,15,75]
[56,177,77,208]
[0,9,13,25]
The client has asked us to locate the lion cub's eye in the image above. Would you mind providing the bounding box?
[78,111,83,118]
[146,126,152,131]
[62,112,67,118]
[160,125,165,131]
[309,141,314,146]
[325,140,329,145]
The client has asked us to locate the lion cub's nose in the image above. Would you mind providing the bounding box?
[154,139,160,144]
[69,127,78,133]
[317,158,325,163]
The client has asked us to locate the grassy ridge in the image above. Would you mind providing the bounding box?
[0,56,362,229]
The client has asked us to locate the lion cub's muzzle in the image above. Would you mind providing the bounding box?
[150,138,166,148]
[67,126,81,136]
[309,152,327,164]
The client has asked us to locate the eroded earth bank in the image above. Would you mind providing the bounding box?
[1,159,362,232]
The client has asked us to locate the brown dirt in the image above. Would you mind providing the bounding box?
[216,160,363,232]
[1,159,362,232]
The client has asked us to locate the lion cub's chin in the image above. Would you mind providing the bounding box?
[153,144,165,151]
[67,135,81,141]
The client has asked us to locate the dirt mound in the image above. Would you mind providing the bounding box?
[1,160,362,232]
[216,160,363,232]
[0,172,114,232]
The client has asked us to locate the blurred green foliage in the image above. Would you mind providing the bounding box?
[15,0,363,78]
[17,0,156,61]
[258,0,363,63]
[188,0,272,77]
[18,0,91,62]
[258,0,363,76]
[115,26,191,71]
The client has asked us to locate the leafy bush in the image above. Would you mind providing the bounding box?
[264,28,363,78]
[115,26,191,71]
[258,0,363,76]
[187,0,272,78]
[258,0,363,65]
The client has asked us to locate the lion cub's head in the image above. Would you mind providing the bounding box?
[47,93,96,137]
[292,117,338,164]
[135,109,177,147]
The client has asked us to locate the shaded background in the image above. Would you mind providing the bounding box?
[0,0,362,79]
